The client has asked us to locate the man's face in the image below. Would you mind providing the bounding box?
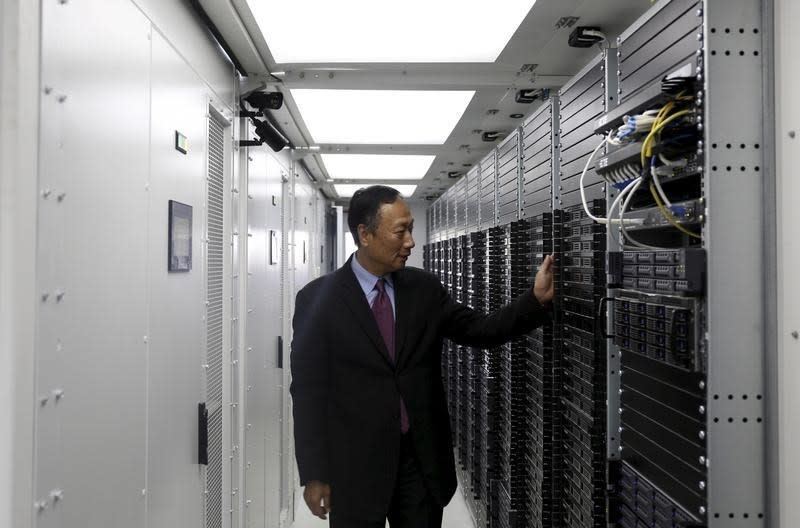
[359,199,415,274]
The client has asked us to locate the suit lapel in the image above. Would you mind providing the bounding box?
[393,270,412,369]
[336,260,394,367]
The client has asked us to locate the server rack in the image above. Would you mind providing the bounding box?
[557,54,610,528]
[424,2,767,527]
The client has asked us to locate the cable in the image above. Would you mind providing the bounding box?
[640,109,692,167]
[650,156,672,207]
[579,134,643,226]
[649,183,702,239]
[619,179,668,250]
[580,135,611,223]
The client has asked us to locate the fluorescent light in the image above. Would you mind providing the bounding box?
[321,154,434,180]
[334,184,417,198]
[292,89,474,144]
[246,0,537,63]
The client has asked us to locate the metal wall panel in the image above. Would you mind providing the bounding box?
[147,30,209,528]
[205,107,228,528]
[703,0,766,524]
[244,149,288,528]
[35,1,151,525]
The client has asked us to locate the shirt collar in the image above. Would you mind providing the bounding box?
[351,252,394,296]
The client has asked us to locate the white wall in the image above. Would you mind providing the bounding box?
[0,1,40,527]
[776,0,800,525]
[30,1,237,527]
[405,200,430,270]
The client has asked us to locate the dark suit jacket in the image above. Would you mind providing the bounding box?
[290,256,548,520]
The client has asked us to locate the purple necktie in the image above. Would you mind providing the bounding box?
[372,278,409,433]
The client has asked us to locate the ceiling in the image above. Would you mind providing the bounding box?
[198,0,652,204]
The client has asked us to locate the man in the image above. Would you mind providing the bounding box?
[291,185,554,528]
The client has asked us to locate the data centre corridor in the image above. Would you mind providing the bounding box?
[2,1,799,528]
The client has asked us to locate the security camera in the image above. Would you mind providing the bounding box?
[244,91,284,112]
[253,118,289,152]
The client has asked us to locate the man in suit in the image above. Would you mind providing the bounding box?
[291,185,554,528]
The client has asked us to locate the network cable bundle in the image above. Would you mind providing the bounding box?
[427,1,766,527]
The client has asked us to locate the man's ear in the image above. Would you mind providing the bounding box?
[357,224,370,247]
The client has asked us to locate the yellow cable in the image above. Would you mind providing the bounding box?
[649,183,702,239]
[640,109,692,167]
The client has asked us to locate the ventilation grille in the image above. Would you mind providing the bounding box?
[206,111,226,528]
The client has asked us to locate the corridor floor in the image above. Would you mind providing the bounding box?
[291,481,475,528]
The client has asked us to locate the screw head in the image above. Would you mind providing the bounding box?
[699,430,706,440]
[789,130,796,139]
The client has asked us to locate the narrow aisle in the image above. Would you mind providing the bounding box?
[291,481,475,528]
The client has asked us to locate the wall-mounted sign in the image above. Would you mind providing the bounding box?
[168,200,192,272]
[175,131,189,154]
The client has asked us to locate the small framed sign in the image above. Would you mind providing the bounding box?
[168,200,192,272]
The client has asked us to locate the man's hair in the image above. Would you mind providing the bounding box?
[348,185,403,247]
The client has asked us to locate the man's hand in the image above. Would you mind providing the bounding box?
[533,254,555,305]
[303,481,331,520]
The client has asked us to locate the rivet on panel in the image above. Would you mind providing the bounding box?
[699,506,706,515]
[141,489,147,497]
[699,456,706,465]
[43,86,53,95]
[143,335,148,343]
[55,290,65,302]
[39,395,50,406]
[41,189,52,198]
[50,489,63,502]
[34,500,48,512]
[699,430,706,440]
[699,405,706,414]
[56,95,67,103]
[41,293,49,302]
[52,389,64,401]
[789,130,796,139]
[698,481,706,490]
[57,192,66,202]
[792,330,799,339]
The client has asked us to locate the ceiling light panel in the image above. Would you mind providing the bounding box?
[246,0,537,63]
[292,89,475,144]
[333,184,417,198]
[321,154,435,180]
